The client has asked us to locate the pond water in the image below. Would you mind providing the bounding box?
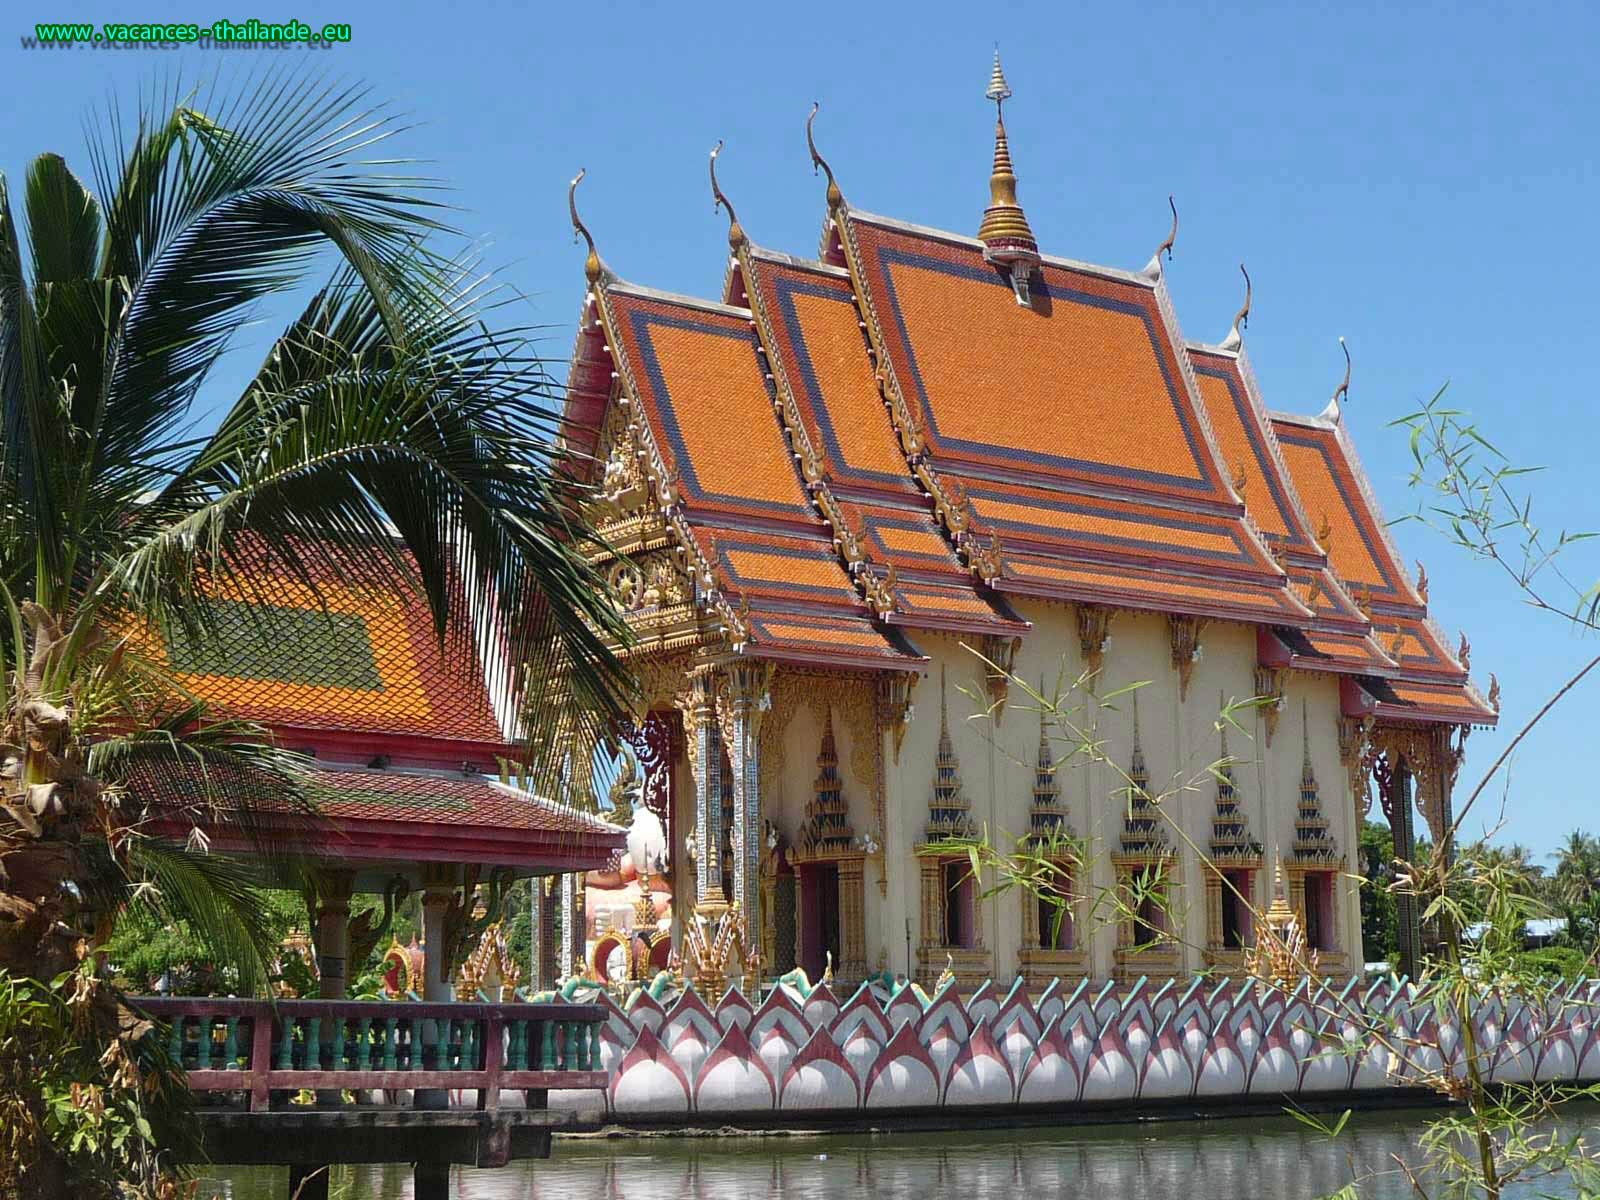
[202,1106,1596,1200]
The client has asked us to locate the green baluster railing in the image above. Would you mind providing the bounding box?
[355,1018,372,1069]
[541,1021,556,1070]
[195,1016,213,1069]
[330,1016,346,1070]
[167,1015,185,1066]
[508,1020,527,1070]
[381,1019,398,1071]
[305,1017,322,1069]
[419,1018,435,1070]
[589,1021,602,1070]
[223,1018,239,1069]
[275,1016,295,1071]
[460,1020,476,1071]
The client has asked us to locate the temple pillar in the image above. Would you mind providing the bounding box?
[559,873,584,978]
[312,869,355,1110]
[313,870,356,1001]
[1387,762,1421,980]
[838,856,867,982]
[690,667,721,904]
[416,866,456,1111]
[727,661,770,982]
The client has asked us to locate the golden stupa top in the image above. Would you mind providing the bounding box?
[976,51,1040,277]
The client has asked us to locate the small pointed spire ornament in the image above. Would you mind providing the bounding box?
[1414,559,1430,603]
[976,50,1040,302]
[1143,196,1178,278]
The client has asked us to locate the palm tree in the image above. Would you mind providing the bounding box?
[1551,830,1600,905]
[0,75,634,987]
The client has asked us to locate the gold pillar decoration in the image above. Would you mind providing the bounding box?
[1338,714,1374,822]
[1076,604,1112,685]
[1246,856,1320,987]
[837,857,868,983]
[1254,665,1285,747]
[980,634,1022,719]
[1167,615,1206,702]
[789,710,870,989]
[875,672,917,767]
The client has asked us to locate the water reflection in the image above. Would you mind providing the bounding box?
[203,1108,1588,1200]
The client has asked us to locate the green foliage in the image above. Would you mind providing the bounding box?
[1514,945,1591,980]
[0,966,196,1198]
[1358,820,1399,967]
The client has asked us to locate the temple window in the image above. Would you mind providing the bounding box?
[1110,695,1182,982]
[1017,694,1086,983]
[784,708,868,986]
[1204,705,1263,967]
[915,668,994,987]
[1284,700,1349,972]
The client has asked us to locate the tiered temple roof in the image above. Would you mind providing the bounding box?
[559,58,1496,737]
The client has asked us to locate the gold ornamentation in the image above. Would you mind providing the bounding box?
[1246,857,1320,986]
[1076,604,1112,684]
[1457,630,1472,671]
[569,168,605,285]
[1488,673,1501,711]
[806,102,844,210]
[980,634,1022,718]
[875,673,917,766]
[708,140,747,251]
[1415,559,1430,603]
[1168,615,1205,702]
[1254,665,1285,747]
[1315,511,1334,550]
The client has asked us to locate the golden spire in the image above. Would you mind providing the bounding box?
[976,50,1040,290]
[709,141,748,251]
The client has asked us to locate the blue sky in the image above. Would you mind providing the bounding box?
[7,1,1597,861]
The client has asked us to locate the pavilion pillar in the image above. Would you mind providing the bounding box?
[559,873,584,977]
[314,870,356,1000]
[311,870,355,1113]
[416,867,456,1111]
[728,662,770,984]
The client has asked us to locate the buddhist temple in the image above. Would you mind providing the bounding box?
[560,55,1496,991]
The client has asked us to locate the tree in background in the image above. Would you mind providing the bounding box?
[0,73,632,1198]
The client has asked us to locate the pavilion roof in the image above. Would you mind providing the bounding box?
[140,539,508,761]
[134,765,625,877]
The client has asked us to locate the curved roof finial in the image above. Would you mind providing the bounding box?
[709,140,747,251]
[568,168,603,286]
[1157,195,1179,262]
[1222,263,1252,350]
[807,102,844,209]
[1142,195,1178,280]
[1320,337,1351,421]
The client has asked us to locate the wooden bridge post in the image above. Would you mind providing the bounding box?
[414,1163,451,1200]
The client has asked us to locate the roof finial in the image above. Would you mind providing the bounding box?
[1142,196,1179,280]
[976,50,1040,298]
[1222,263,1252,350]
[568,169,604,286]
[807,102,843,209]
[1320,337,1351,421]
[709,140,747,251]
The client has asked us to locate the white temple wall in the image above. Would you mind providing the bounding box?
[759,607,1365,983]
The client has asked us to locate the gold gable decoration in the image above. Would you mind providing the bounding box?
[923,667,974,843]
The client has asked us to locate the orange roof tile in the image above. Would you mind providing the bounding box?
[1273,415,1424,606]
[142,544,503,748]
[1001,555,1307,622]
[847,216,1232,503]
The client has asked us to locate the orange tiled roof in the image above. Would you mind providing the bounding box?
[593,282,927,669]
[141,544,504,748]
[834,211,1307,626]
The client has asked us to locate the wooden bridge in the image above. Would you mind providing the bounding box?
[135,996,609,1200]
